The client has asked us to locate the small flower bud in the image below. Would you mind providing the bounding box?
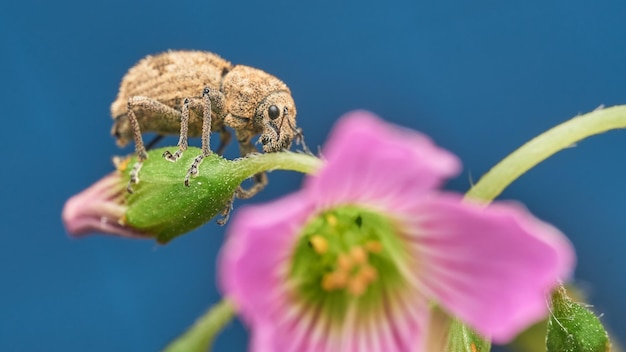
[546,285,611,352]
[64,148,244,243]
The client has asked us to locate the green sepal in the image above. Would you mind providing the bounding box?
[546,285,611,352]
[446,318,491,352]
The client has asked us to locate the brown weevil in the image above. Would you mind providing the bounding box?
[110,50,306,199]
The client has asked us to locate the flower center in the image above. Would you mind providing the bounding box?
[289,206,409,320]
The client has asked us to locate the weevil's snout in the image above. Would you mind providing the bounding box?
[256,92,298,153]
[111,114,133,148]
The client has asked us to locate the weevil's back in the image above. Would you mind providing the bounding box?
[110,51,233,118]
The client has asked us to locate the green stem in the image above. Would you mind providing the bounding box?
[465,105,626,202]
[163,299,236,352]
[232,151,323,177]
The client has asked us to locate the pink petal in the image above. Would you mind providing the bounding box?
[306,111,461,210]
[404,193,575,343]
[62,172,150,239]
[218,191,316,340]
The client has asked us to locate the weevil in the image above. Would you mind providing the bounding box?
[110,50,306,201]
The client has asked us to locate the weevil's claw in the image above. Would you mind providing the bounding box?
[235,172,268,199]
[216,212,230,226]
[163,149,183,162]
[216,195,235,225]
[298,136,311,155]
[291,127,311,155]
[127,161,143,193]
[183,155,204,187]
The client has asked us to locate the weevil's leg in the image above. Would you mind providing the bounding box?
[236,172,268,199]
[206,88,229,155]
[215,127,232,155]
[234,130,268,199]
[163,98,191,162]
[200,87,213,157]
[216,194,235,226]
[126,96,182,192]
[183,87,213,186]
[126,98,149,193]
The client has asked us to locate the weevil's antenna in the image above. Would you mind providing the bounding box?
[146,135,165,150]
[287,118,311,154]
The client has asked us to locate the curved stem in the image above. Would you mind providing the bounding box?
[232,151,324,177]
[465,105,626,202]
[451,105,626,350]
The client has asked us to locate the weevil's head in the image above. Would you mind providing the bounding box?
[111,114,133,147]
[255,91,299,153]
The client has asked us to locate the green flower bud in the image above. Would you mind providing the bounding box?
[63,147,322,244]
[546,285,611,352]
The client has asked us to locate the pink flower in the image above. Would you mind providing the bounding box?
[62,171,151,239]
[219,110,575,350]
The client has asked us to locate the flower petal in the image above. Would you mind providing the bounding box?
[405,193,575,342]
[218,191,316,347]
[306,111,461,210]
[62,172,150,239]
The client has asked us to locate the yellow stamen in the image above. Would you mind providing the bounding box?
[309,235,328,254]
[364,240,383,253]
[321,273,335,291]
[326,214,338,227]
[350,246,368,264]
[332,270,348,288]
[347,276,367,296]
[337,253,354,271]
[321,270,348,291]
[359,265,378,284]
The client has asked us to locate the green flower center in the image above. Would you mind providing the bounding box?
[288,205,409,321]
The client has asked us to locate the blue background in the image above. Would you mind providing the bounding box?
[1,0,624,350]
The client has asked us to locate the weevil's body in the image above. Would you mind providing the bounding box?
[110,50,303,205]
[111,52,232,142]
[111,51,298,154]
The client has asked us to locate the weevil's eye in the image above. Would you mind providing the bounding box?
[268,105,280,120]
